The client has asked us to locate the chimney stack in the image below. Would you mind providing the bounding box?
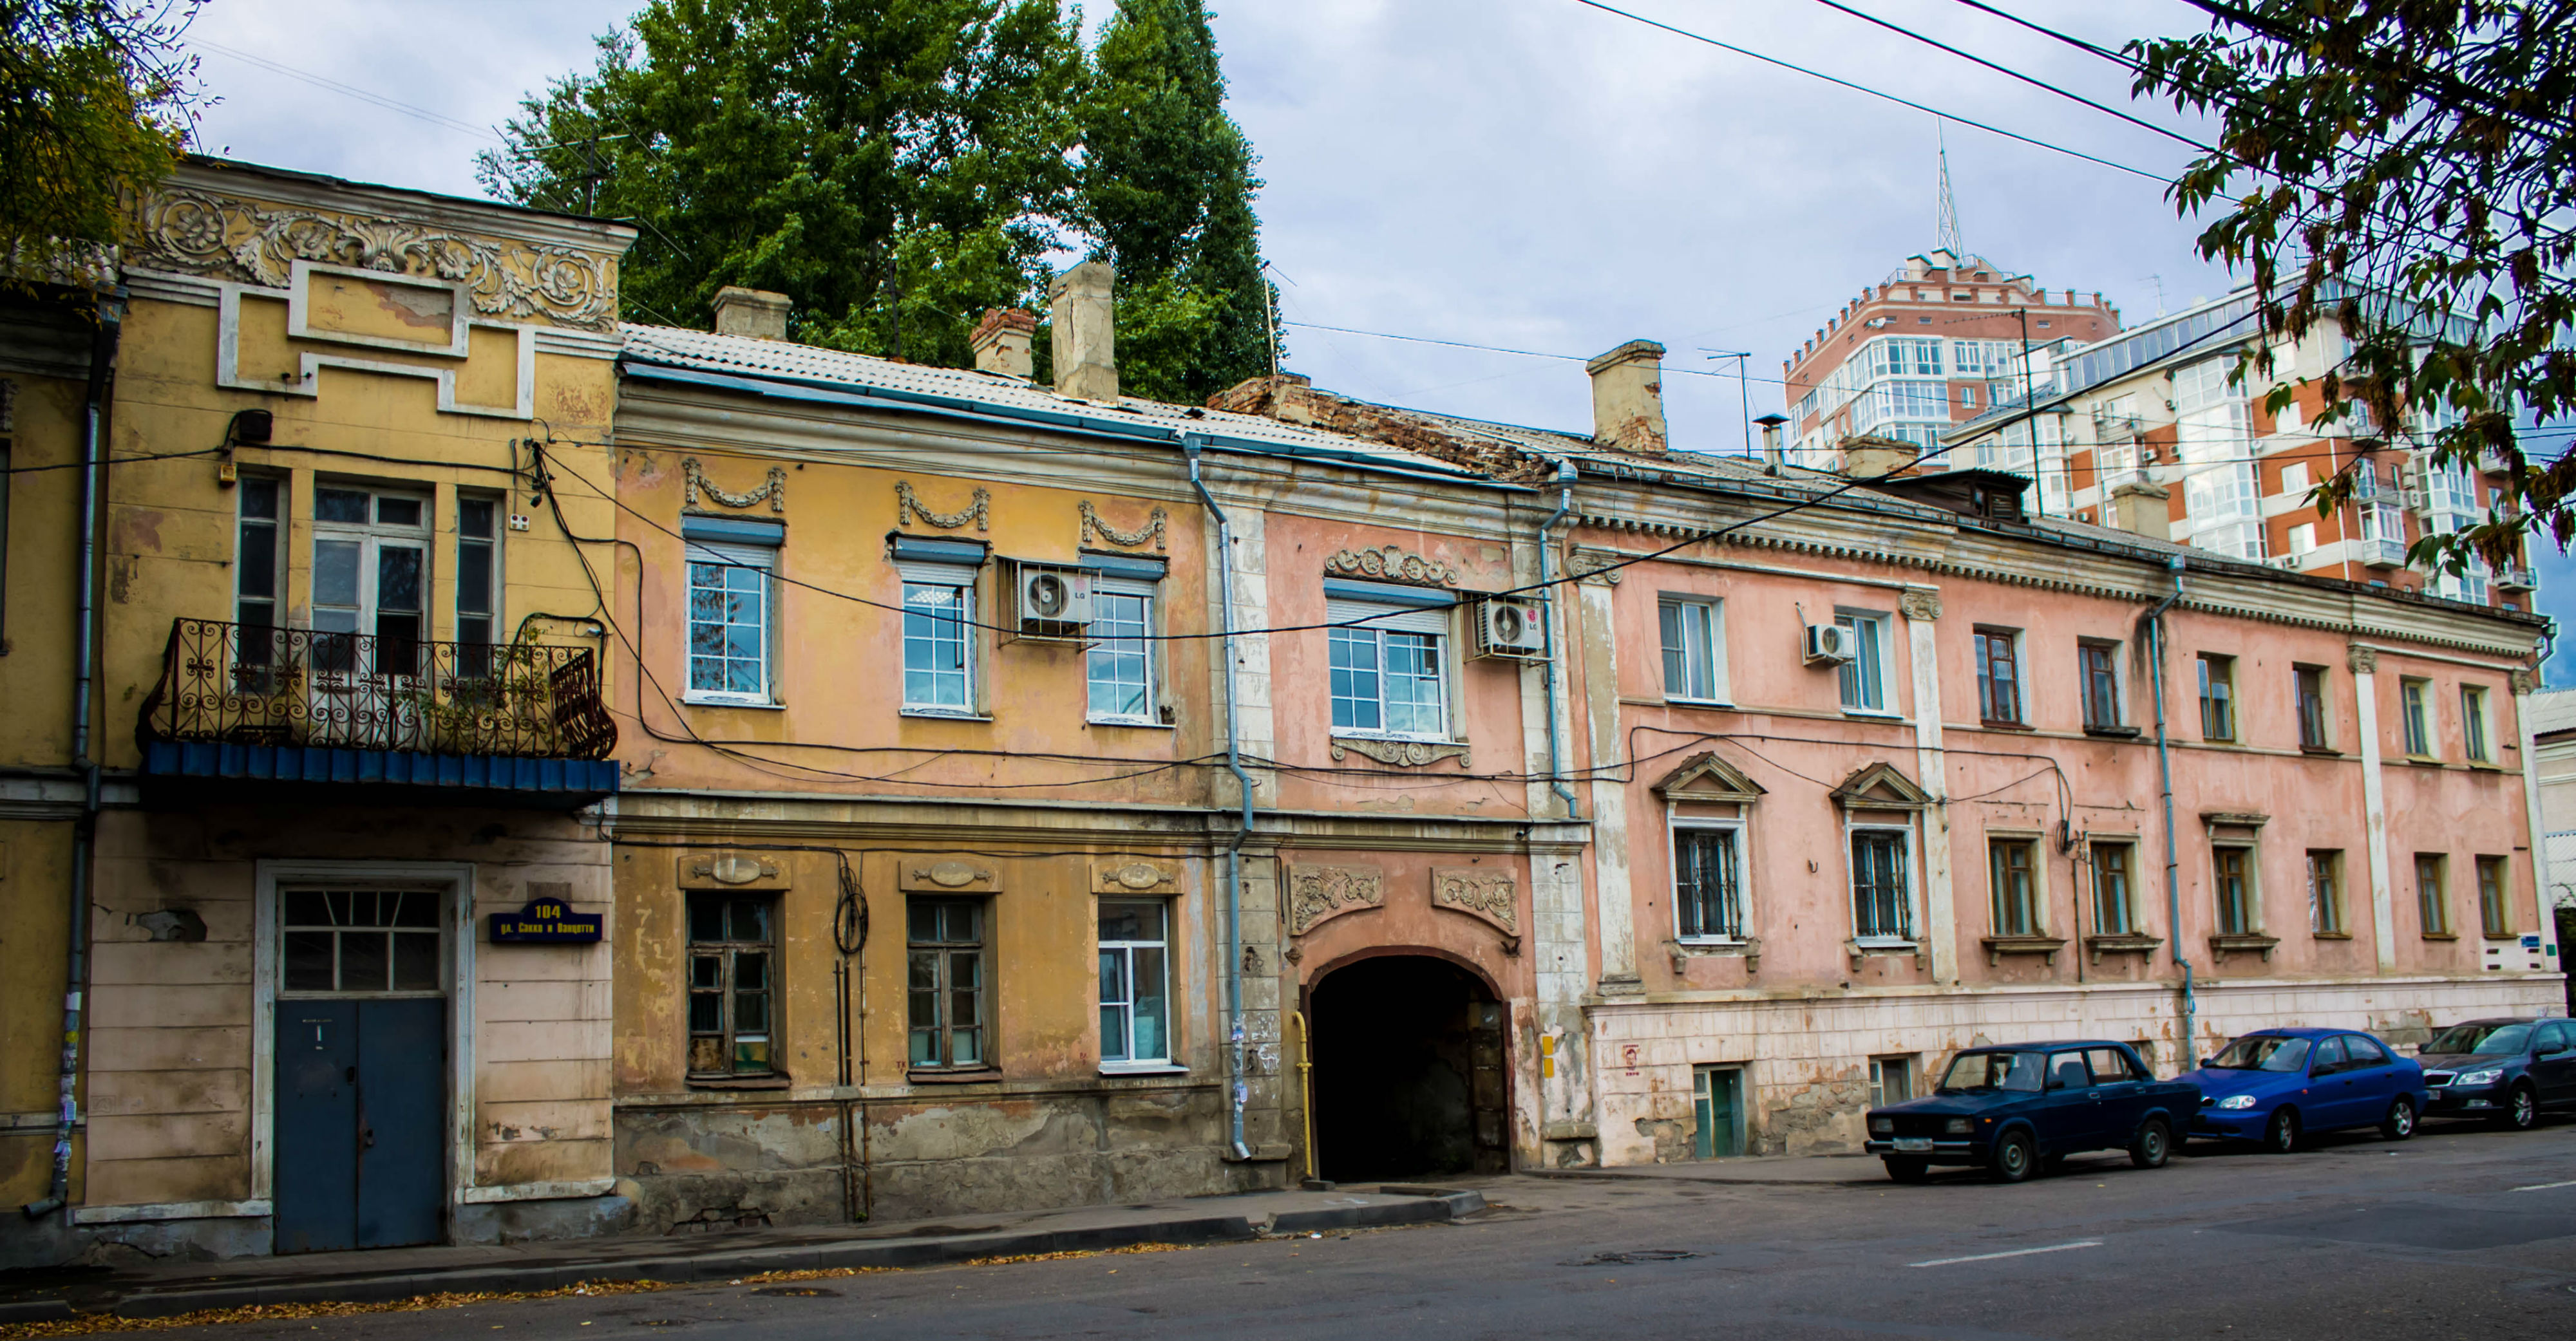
[971,307,1037,380]
[1586,339,1668,455]
[1755,413,1788,476]
[2108,480,2173,542]
[1048,260,1119,402]
[1840,434,1919,479]
[712,286,791,341]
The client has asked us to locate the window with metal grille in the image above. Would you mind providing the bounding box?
[687,895,775,1076]
[909,898,989,1070]
[1851,830,1913,941]
[1674,827,1743,940]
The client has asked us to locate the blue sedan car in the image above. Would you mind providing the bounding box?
[1863,1040,2199,1182]
[2182,1027,2427,1152]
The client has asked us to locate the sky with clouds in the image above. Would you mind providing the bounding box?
[176,0,2573,668]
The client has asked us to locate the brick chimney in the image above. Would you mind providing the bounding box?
[2108,480,2172,542]
[1840,434,1918,478]
[1048,261,1118,402]
[712,286,791,341]
[1586,339,1667,455]
[971,307,1037,379]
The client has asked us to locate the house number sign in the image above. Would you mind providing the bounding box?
[489,899,603,944]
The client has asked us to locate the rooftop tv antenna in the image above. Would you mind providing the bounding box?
[1935,118,1964,259]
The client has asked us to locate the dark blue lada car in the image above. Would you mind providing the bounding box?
[1862,1040,2199,1183]
[2181,1027,2427,1151]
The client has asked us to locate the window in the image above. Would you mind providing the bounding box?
[2197,654,2235,742]
[1086,579,1156,723]
[2401,678,2432,755]
[236,476,284,636]
[1851,829,1913,941]
[2476,855,2510,938]
[2214,846,2257,935]
[687,895,776,1076]
[1989,838,2041,936]
[1960,386,1978,409]
[2079,641,2121,730]
[1674,827,1745,941]
[2091,841,2136,935]
[457,495,499,646]
[1327,601,1449,739]
[281,888,443,995]
[1870,1056,1915,1108]
[1660,597,1725,702]
[1974,627,2023,725]
[902,571,976,713]
[2287,522,2316,556]
[2295,665,2330,749]
[2414,853,2450,935]
[2461,685,2492,762]
[2307,850,2345,934]
[1098,900,1170,1065]
[2280,462,2311,496]
[313,484,430,675]
[1837,612,1889,713]
[907,898,989,1069]
[687,541,775,702]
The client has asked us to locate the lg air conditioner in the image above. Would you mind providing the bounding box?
[1473,595,1548,660]
[1802,623,1857,665]
[1008,561,1092,639]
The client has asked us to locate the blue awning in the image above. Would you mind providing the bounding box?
[143,741,618,799]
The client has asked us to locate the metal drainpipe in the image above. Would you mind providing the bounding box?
[28,294,120,1221]
[2139,556,2196,1071]
[1186,437,1254,1161]
[1538,462,1580,820]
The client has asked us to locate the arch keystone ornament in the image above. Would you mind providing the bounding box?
[1286,865,1384,935]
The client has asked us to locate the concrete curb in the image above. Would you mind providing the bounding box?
[1517,1166,1886,1188]
[0,1194,1482,1325]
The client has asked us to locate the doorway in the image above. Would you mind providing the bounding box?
[1309,955,1507,1181]
[1692,1065,1745,1159]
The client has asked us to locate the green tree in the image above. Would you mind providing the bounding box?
[1079,0,1275,400]
[2132,1,2576,575]
[0,0,202,290]
[477,0,1087,370]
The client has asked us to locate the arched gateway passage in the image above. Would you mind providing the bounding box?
[1309,954,1508,1180]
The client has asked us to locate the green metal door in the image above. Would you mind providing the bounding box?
[1693,1065,1743,1159]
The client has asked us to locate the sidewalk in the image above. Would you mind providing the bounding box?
[1517,1152,1893,1186]
[0,1184,1486,1325]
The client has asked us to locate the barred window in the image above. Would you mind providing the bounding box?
[1674,828,1743,940]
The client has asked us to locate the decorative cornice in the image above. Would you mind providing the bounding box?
[895,480,990,532]
[1325,543,1457,588]
[683,458,785,514]
[133,186,619,331]
[1079,500,1168,552]
[1330,737,1471,769]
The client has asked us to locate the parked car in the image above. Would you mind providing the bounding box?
[1863,1040,2199,1183]
[2418,1017,2576,1130]
[2181,1027,2426,1151]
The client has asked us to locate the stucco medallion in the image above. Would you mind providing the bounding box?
[1287,865,1384,935]
[895,480,990,532]
[1079,500,1168,552]
[1431,868,1519,936]
[1898,588,1942,621]
[1095,861,1175,892]
[1329,737,1470,769]
[679,852,786,888]
[910,860,992,890]
[684,458,785,514]
[1325,543,1457,588]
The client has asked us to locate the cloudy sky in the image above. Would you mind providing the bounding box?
[178,0,2573,661]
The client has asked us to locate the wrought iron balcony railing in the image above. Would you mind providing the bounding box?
[140,619,616,760]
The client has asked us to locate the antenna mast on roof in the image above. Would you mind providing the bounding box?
[1935,118,1964,259]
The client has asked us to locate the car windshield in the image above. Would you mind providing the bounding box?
[1938,1051,2043,1093]
[2208,1035,2312,1071]
[2423,1023,2532,1055]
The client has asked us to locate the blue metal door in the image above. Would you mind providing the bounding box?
[272,998,444,1253]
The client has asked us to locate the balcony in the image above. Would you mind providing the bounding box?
[2357,536,2409,568]
[138,619,618,804]
[2499,565,2539,591]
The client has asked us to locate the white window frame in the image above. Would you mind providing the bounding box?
[311,482,433,651]
[1097,897,1181,1074]
[1869,1055,1916,1109]
[1846,821,1920,946]
[1669,818,1748,944]
[2461,683,2493,762]
[1325,598,1454,742]
[1835,608,1896,716]
[898,559,980,717]
[683,538,778,706]
[1085,576,1160,726]
[1658,594,1728,705]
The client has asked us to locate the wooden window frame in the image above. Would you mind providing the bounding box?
[2294,664,2331,751]
[1973,626,2025,726]
[2078,640,2122,731]
[687,892,779,1080]
[2414,852,2452,937]
[2476,854,2511,938]
[2307,849,2346,935]
[2197,653,2237,743]
[907,896,992,1073]
[2213,844,2259,935]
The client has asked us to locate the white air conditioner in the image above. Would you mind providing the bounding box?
[1473,595,1549,660]
[1802,623,1857,665]
[1007,561,1092,638]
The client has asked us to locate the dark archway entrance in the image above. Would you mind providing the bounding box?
[1309,955,1507,1181]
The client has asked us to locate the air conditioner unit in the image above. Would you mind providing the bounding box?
[1802,623,1857,665]
[1473,595,1549,660]
[1006,560,1092,639]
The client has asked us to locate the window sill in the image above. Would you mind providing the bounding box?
[2313,930,2354,941]
[683,693,782,711]
[1980,720,2034,732]
[1331,731,1457,746]
[1981,933,2068,966]
[2482,932,2521,942]
[2402,755,2445,767]
[2082,725,2142,739]
[1841,708,1903,721]
[1099,1062,1188,1076]
[2466,760,2505,772]
[1663,697,1736,711]
[901,708,994,722]
[2420,931,2461,941]
[2298,744,2342,756]
[907,1067,1003,1084]
[685,1074,791,1091]
[2084,932,2163,966]
[1088,717,1176,731]
[2207,933,2279,964]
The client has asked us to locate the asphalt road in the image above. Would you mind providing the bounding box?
[155,1120,2576,1341]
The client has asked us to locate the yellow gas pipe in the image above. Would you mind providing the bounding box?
[1287,1009,1316,1183]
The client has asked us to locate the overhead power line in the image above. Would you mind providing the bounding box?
[193,38,500,142]
[1566,0,2172,182]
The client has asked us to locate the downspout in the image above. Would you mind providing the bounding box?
[2139,555,2196,1071]
[1538,462,1580,820]
[1186,436,1253,1162]
[28,293,120,1220]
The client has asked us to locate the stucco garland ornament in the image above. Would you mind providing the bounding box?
[683,458,786,513]
[1079,500,1169,551]
[1325,543,1458,588]
[1287,865,1384,935]
[1432,868,1519,936]
[896,480,990,532]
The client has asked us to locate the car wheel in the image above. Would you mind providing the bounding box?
[2263,1107,2300,1154]
[2130,1116,2172,1169]
[2379,1095,2416,1141]
[1989,1129,2036,1183]
[1883,1156,1929,1183]
[2496,1083,2539,1131]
